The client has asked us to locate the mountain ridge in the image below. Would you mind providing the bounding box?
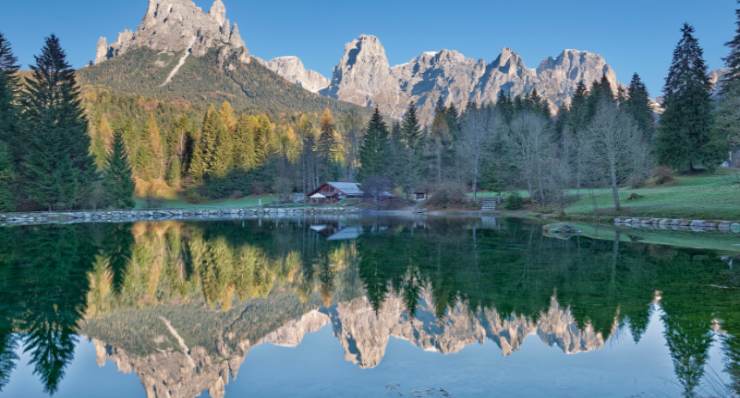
[83,0,363,116]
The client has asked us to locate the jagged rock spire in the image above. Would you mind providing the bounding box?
[95,0,248,64]
[210,0,227,27]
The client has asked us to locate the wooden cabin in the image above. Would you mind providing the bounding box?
[307,182,364,203]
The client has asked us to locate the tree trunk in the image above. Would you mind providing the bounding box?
[609,161,621,211]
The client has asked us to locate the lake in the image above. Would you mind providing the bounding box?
[0,217,737,398]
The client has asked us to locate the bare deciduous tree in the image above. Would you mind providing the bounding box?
[504,111,562,205]
[584,99,648,211]
[459,105,498,201]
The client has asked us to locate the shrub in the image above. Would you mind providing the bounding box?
[426,183,472,209]
[504,192,524,210]
[650,166,675,186]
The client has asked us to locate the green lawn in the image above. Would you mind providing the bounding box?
[134,195,277,210]
[475,170,740,220]
[564,171,740,220]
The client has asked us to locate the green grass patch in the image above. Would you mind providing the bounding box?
[476,171,740,220]
[564,171,740,220]
[135,195,277,210]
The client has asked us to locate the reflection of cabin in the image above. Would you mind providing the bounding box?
[309,224,363,241]
[307,182,364,203]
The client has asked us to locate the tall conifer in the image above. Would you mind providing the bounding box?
[657,24,721,171]
[0,33,19,150]
[359,108,390,181]
[722,1,740,91]
[19,35,96,210]
[624,73,655,144]
[103,131,134,208]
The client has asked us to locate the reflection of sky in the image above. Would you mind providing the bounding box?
[2,338,144,397]
[2,308,732,398]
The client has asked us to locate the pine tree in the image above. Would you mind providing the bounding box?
[624,73,655,144]
[657,24,721,172]
[189,106,220,180]
[400,102,422,148]
[358,108,390,181]
[715,1,740,158]
[103,131,134,209]
[19,35,97,210]
[0,33,19,210]
[317,108,339,181]
[0,33,19,154]
[721,1,740,91]
[0,141,14,211]
[587,74,615,119]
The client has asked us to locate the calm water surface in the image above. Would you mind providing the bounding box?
[0,217,737,398]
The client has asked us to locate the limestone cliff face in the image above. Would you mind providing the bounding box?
[257,56,330,93]
[95,0,248,65]
[320,35,404,115]
[320,35,620,123]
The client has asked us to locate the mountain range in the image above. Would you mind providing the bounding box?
[87,0,623,124]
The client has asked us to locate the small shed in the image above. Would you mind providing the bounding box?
[307,182,364,203]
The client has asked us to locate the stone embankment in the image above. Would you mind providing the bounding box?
[614,217,740,233]
[0,207,359,227]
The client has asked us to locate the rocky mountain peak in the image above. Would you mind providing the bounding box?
[95,0,248,65]
[258,55,330,93]
[321,34,622,123]
[493,47,529,77]
[209,0,227,26]
[321,34,400,114]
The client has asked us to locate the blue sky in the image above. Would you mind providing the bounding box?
[0,0,736,95]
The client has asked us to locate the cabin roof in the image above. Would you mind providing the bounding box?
[307,182,364,197]
[327,182,363,195]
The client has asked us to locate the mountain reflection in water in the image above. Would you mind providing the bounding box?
[0,218,737,398]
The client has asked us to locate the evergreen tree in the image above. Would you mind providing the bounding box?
[0,33,18,211]
[103,131,134,209]
[722,1,740,91]
[624,73,656,144]
[716,1,740,158]
[587,74,615,119]
[358,108,390,181]
[400,102,422,148]
[19,35,97,210]
[0,33,19,154]
[317,108,340,181]
[398,103,424,195]
[657,24,721,172]
[189,106,220,180]
[496,91,515,123]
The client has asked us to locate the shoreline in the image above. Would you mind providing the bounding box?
[2,205,739,232]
